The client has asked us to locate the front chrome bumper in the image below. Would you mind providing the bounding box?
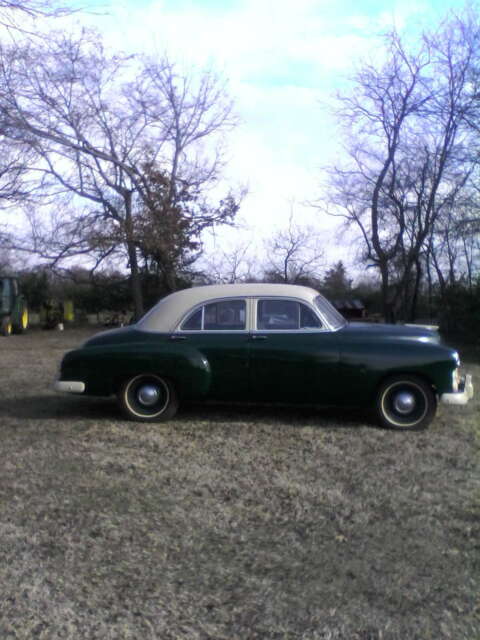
[54,380,85,394]
[441,374,474,406]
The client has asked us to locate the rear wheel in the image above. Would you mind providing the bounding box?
[118,374,179,422]
[1,316,12,337]
[376,375,436,431]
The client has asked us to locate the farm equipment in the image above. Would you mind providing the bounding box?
[0,276,29,336]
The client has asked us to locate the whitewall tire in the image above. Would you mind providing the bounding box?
[118,374,178,422]
[376,375,436,431]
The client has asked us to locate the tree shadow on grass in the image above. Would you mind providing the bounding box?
[0,393,377,430]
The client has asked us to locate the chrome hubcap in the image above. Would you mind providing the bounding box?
[393,391,416,414]
[137,384,160,406]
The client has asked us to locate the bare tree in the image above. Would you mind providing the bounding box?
[321,12,480,322]
[426,183,480,294]
[262,212,325,284]
[0,0,67,12]
[0,1,76,32]
[200,238,258,284]
[0,29,239,317]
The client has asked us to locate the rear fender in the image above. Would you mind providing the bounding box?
[70,343,212,399]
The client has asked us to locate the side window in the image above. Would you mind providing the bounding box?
[204,300,246,330]
[181,300,246,331]
[181,308,202,330]
[300,304,322,329]
[257,299,299,330]
[257,300,322,330]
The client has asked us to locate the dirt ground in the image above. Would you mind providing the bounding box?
[0,328,478,639]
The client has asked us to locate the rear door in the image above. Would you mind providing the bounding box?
[175,297,251,400]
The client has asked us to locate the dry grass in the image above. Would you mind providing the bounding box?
[0,328,478,639]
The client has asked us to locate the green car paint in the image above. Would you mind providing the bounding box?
[336,322,458,402]
[61,327,212,400]
[249,330,340,403]
[58,321,458,406]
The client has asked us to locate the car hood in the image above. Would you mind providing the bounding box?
[338,321,442,345]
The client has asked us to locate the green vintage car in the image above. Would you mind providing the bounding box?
[54,283,474,430]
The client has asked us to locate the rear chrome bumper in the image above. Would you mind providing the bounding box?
[441,374,474,406]
[54,380,85,394]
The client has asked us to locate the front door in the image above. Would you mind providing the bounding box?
[249,298,340,404]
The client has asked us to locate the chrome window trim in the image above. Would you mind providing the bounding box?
[172,295,341,334]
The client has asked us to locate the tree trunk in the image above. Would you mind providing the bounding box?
[409,259,422,322]
[124,192,144,320]
[163,266,177,293]
[426,250,434,322]
[379,261,395,323]
[127,240,144,320]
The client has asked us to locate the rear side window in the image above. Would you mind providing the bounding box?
[257,299,322,330]
[180,299,246,331]
[181,308,202,330]
[204,300,246,330]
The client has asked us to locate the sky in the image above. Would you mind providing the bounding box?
[58,0,475,271]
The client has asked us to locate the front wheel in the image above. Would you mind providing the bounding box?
[376,375,437,431]
[118,374,179,422]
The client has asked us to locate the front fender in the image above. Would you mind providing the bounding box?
[339,341,458,404]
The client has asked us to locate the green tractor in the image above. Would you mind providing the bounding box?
[0,276,29,336]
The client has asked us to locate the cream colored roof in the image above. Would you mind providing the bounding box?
[137,283,321,332]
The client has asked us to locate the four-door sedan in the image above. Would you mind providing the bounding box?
[54,283,474,430]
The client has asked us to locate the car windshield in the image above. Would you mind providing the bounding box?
[314,295,346,330]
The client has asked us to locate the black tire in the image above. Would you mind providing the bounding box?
[1,316,12,337]
[118,374,179,422]
[376,375,437,431]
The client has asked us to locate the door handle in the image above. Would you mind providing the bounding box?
[169,334,187,341]
[250,334,267,341]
